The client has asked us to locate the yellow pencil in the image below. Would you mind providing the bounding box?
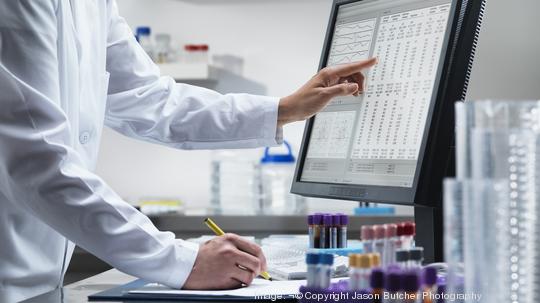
[204,218,272,281]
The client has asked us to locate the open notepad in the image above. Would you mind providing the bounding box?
[129,279,305,300]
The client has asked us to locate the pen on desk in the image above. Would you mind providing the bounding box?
[203,218,272,281]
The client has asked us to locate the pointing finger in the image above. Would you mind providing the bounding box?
[331,57,378,78]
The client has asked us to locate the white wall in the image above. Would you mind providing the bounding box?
[96,0,540,213]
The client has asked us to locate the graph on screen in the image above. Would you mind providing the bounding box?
[327,19,376,66]
[307,111,357,159]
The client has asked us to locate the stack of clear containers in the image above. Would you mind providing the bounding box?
[445,100,540,303]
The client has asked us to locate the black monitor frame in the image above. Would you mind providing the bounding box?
[291,0,485,261]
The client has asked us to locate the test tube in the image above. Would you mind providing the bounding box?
[321,215,333,248]
[395,249,410,269]
[348,254,360,291]
[306,253,320,288]
[384,271,401,303]
[330,215,339,248]
[372,225,386,261]
[361,225,375,253]
[396,223,405,250]
[313,214,322,248]
[308,215,315,248]
[357,254,372,290]
[409,247,424,269]
[400,271,420,303]
[338,213,348,248]
[401,221,416,249]
[383,223,398,267]
[318,253,334,289]
[422,266,438,303]
[369,253,381,268]
[370,268,385,303]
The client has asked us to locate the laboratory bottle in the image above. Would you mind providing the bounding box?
[308,215,315,248]
[210,150,260,215]
[400,271,421,303]
[421,267,438,303]
[369,253,381,268]
[409,247,424,269]
[320,214,333,248]
[395,249,410,269]
[373,225,386,261]
[383,271,401,303]
[330,215,339,248]
[318,253,334,289]
[348,254,360,291]
[357,254,372,290]
[136,26,155,61]
[154,33,171,64]
[370,268,385,303]
[401,221,416,249]
[259,141,306,215]
[383,223,398,267]
[361,225,375,253]
[306,253,320,288]
[338,213,348,248]
[312,214,322,249]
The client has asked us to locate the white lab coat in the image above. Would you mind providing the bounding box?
[0,1,281,302]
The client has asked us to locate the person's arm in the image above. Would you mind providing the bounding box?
[104,1,376,150]
[0,1,261,290]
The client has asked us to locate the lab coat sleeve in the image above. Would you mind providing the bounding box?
[104,1,282,150]
[0,1,197,289]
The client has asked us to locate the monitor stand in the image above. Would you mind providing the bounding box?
[414,205,443,263]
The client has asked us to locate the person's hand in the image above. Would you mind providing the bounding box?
[278,57,378,127]
[182,233,267,290]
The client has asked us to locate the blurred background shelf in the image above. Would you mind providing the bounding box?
[158,62,217,83]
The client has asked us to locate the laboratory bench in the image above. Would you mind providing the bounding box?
[66,214,412,285]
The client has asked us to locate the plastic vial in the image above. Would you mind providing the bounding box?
[409,247,424,269]
[318,254,334,289]
[348,254,360,291]
[306,253,320,288]
[395,249,410,270]
[308,215,315,248]
[321,215,333,249]
[401,221,416,249]
[338,213,348,248]
[373,225,386,261]
[383,223,398,267]
[357,254,372,290]
[369,253,381,268]
[400,271,420,303]
[361,225,375,253]
[396,223,405,250]
[384,271,401,303]
[422,267,438,303]
[154,33,171,64]
[313,214,322,249]
[370,268,385,303]
[330,215,339,248]
[136,26,155,61]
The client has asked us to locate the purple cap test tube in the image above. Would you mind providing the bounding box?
[385,271,401,293]
[338,213,348,248]
[401,271,420,294]
[423,266,438,286]
[320,215,332,248]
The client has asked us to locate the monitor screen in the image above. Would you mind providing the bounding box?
[300,0,452,188]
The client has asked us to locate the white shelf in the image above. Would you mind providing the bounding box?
[157,62,214,81]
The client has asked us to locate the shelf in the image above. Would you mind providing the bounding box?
[157,62,215,82]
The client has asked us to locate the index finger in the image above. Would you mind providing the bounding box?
[225,234,267,270]
[331,57,378,77]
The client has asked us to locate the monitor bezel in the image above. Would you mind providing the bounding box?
[291,0,480,206]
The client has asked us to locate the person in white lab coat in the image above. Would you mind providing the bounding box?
[0,1,377,302]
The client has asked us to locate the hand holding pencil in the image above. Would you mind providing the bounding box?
[182,218,270,290]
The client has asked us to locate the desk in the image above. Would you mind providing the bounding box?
[21,269,134,303]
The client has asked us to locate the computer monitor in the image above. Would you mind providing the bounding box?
[292,0,485,261]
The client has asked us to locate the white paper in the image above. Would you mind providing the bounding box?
[129,279,305,298]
